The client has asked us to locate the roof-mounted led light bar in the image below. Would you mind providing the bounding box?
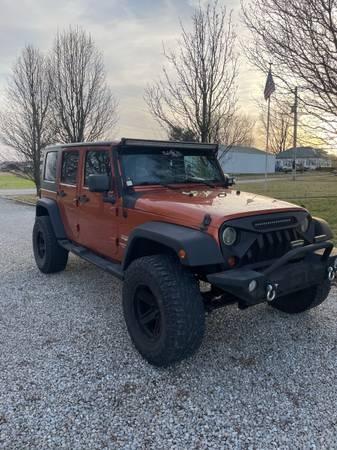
[119,138,218,152]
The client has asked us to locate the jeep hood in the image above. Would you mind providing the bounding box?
[132,187,304,229]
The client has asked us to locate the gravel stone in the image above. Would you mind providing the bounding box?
[1,197,337,449]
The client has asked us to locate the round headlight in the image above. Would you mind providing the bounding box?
[300,216,310,233]
[222,227,237,246]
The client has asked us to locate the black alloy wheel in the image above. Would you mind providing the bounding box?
[134,286,162,340]
[36,231,46,259]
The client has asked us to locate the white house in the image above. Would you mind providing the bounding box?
[276,147,332,170]
[218,145,276,174]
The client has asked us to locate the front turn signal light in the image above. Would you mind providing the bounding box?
[227,256,236,268]
[178,249,187,260]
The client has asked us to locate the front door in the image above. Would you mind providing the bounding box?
[57,149,80,242]
[77,148,119,259]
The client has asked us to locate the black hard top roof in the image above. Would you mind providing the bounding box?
[45,138,218,152]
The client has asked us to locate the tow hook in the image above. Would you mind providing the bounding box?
[327,266,336,282]
[266,283,278,302]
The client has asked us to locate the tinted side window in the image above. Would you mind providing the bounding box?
[84,151,111,185]
[61,151,79,185]
[44,151,58,182]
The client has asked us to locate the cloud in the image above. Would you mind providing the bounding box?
[0,0,191,143]
[0,0,263,159]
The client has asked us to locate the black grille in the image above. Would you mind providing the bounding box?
[242,227,301,265]
[253,217,296,230]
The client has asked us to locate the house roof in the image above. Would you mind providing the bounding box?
[219,145,272,156]
[276,147,330,159]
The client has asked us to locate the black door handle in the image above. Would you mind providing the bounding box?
[57,190,66,197]
[78,194,89,204]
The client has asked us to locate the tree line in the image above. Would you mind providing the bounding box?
[0,2,256,192]
[0,28,118,191]
[3,0,336,191]
[242,0,337,151]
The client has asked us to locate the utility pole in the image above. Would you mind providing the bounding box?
[292,87,298,181]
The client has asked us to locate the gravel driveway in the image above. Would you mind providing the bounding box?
[1,198,337,449]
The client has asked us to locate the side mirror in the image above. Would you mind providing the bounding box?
[88,174,110,192]
[224,174,236,187]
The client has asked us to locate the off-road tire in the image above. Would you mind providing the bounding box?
[270,280,331,314]
[123,254,205,367]
[33,216,68,274]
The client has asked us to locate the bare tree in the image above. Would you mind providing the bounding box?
[255,95,293,154]
[168,126,199,142]
[0,45,52,192]
[145,1,238,143]
[242,0,337,138]
[270,115,291,154]
[216,113,255,160]
[50,27,118,143]
[256,91,327,153]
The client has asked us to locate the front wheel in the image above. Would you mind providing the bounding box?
[270,280,331,314]
[122,255,205,367]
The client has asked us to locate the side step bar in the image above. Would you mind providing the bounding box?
[58,239,124,280]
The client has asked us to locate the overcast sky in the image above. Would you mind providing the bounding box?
[0,0,265,158]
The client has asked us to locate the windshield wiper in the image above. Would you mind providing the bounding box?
[183,177,220,188]
[133,181,179,190]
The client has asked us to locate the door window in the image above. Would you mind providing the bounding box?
[44,151,58,182]
[84,150,111,186]
[61,151,79,185]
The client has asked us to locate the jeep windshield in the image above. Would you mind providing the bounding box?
[120,147,225,187]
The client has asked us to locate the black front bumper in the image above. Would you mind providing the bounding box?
[207,241,336,306]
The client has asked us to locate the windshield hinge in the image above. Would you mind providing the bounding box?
[200,214,212,232]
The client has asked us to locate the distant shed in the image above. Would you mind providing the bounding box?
[218,145,275,174]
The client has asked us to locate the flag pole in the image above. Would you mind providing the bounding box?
[264,62,274,190]
[265,95,271,189]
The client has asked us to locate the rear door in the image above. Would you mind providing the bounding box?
[76,148,119,259]
[57,149,80,242]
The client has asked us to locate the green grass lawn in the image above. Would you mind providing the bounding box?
[237,174,337,244]
[11,194,37,204]
[235,170,335,181]
[0,172,35,189]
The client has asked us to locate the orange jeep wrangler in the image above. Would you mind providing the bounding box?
[33,138,337,366]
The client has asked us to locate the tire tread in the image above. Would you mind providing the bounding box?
[271,280,331,313]
[123,255,205,366]
[33,216,68,274]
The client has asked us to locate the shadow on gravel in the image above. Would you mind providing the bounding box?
[2,251,337,449]
[34,256,335,379]
[13,252,335,383]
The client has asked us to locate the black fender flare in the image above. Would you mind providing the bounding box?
[122,221,223,270]
[312,216,334,240]
[36,198,67,239]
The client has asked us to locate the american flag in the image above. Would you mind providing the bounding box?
[264,67,275,100]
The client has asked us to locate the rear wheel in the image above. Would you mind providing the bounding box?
[123,255,205,367]
[33,216,68,273]
[270,280,331,314]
